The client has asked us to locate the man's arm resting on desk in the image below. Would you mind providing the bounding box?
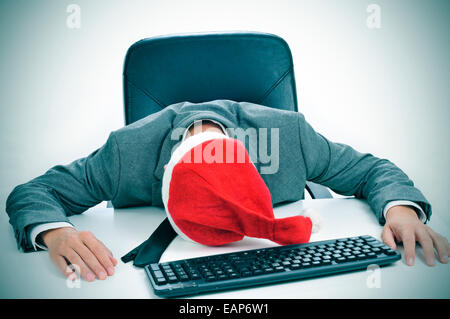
[5,132,121,280]
[296,112,449,266]
[5,132,120,251]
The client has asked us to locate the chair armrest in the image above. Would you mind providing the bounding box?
[305,181,333,199]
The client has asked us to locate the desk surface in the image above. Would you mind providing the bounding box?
[0,198,448,298]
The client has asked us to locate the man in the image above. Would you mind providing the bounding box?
[5,99,449,282]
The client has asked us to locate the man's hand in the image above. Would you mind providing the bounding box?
[42,227,118,282]
[381,205,450,266]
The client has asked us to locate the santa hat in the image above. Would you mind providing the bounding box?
[161,131,321,246]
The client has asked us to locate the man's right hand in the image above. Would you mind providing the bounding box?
[41,227,118,282]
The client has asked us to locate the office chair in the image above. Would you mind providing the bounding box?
[122,30,332,199]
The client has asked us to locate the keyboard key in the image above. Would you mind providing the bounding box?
[217,274,228,281]
[322,260,332,266]
[272,262,281,267]
[290,264,301,270]
[241,270,252,277]
[263,268,275,274]
[155,277,167,285]
[384,249,397,256]
[167,276,179,283]
[150,264,160,271]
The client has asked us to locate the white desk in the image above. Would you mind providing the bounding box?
[0,198,448,298]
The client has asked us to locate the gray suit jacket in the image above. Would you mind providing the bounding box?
[5,100,431,251]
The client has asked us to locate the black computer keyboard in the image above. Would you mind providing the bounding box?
[145,235,400,297]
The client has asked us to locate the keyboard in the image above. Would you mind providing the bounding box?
[144,235,400,297]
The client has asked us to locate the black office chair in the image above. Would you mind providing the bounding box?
[122,30,331,199]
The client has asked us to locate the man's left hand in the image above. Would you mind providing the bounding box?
[381,205,450,266]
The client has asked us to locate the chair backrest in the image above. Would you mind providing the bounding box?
[122,31,299,125]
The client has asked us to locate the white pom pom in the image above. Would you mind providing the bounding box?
[302,208,322,233]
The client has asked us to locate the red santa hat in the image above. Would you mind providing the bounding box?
[162,131,321,246]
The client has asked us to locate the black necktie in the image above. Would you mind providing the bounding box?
[121,218,177,267]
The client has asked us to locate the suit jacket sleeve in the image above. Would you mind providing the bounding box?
[5,132,121,251]
[297,113,432,225]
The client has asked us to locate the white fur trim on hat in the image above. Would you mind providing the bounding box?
[302,208,322,233]
[161,131,230,243]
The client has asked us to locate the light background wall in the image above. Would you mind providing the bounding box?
[0,1,448,234]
